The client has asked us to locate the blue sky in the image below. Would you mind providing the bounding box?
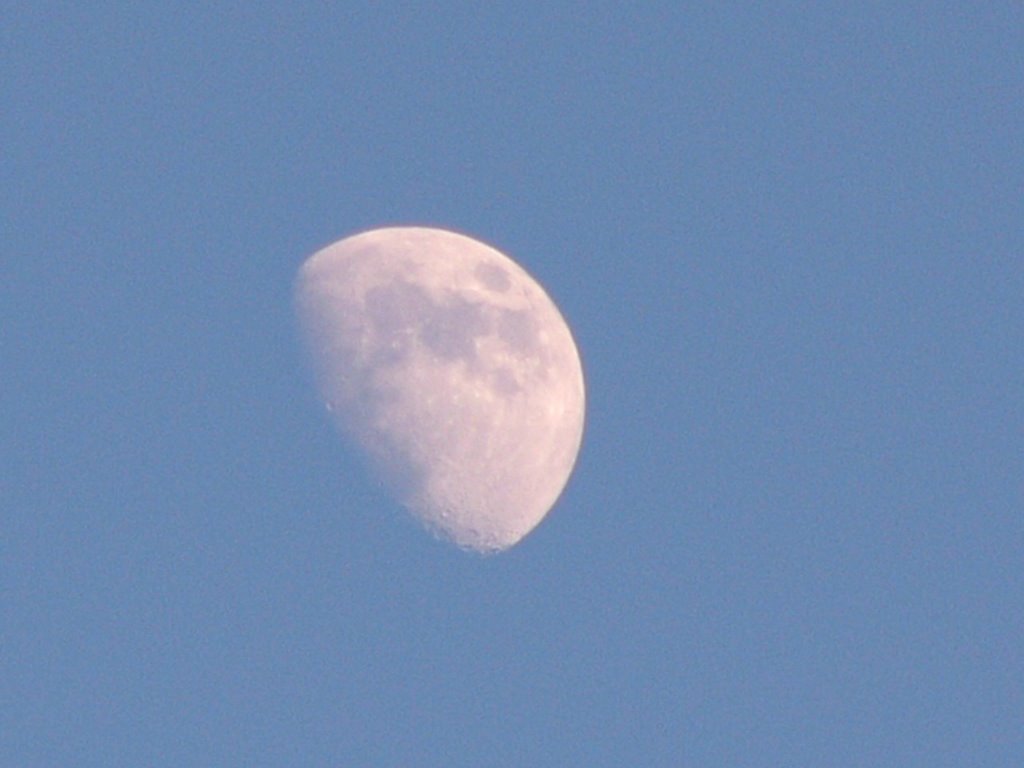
[4,4,1022,765]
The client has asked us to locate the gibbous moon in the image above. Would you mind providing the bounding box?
[295,227,585,553]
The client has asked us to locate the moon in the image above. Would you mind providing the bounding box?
[294,226,585,553]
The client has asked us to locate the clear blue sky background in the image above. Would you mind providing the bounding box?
[4,4,1022,766]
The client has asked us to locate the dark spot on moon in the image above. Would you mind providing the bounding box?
[363,280,434,366]
[365,281,431,337]
[495,308,538,354]
[420,296,489,361]
[365,279,509,368]
[490,367,520,396]
[475,263,511,292]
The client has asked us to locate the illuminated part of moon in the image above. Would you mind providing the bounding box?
[294,227,585,553]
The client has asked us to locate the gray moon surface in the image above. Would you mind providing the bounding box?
[294,226,585,553]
